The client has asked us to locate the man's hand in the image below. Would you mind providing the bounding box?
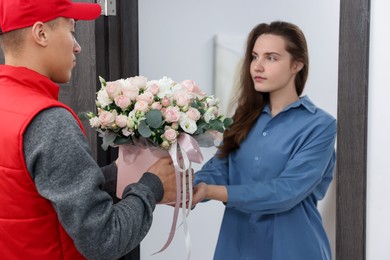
[147,157,176,204]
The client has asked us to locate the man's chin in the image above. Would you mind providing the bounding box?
[52,75,72,84]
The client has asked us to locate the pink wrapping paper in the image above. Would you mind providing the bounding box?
[116,134,204,259]
[116,145,169,199]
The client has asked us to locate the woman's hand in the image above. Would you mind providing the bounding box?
[192,182,208,207]
[192,182,228,207]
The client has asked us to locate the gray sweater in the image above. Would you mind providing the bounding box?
[23,107,163,260]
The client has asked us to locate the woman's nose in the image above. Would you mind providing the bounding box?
[254,59,264,71]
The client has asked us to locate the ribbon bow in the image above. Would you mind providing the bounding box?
[153,133,203,259]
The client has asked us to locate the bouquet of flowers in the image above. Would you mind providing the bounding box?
[86,75,232,151]
[84,75,232,259]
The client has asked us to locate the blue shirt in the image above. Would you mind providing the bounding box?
[194,96,336,260]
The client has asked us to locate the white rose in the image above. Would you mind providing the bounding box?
[128,76,148,89]
[97,89,112,107]
[157,76,175,99]
[204,107,216,123]
[122,128,134,137]
[89,117,101,128]
[206,96,220,107]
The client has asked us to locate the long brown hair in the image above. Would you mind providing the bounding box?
[218,21,309,158]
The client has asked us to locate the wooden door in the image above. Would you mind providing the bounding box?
[60,0,139,169]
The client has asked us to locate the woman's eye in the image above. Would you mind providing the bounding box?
[267,56,277,61]
[251,55,258,60]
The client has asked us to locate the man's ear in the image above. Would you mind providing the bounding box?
[31,22,48,47]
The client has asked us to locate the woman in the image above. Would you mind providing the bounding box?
[193,21,336,260]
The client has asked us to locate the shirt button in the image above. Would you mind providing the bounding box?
[262,132,267,136]
[254,157,259,161]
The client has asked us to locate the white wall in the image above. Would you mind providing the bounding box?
[367,0,390,259]
[138,1,339,259]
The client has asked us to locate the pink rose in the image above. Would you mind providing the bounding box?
[99,110,117,127]
[161,97,171,107]
[136,91,154,104]
[181,80,207,98]
[151,102,162,110]
[173,90,191,106]
[146,83,159,95]
[121,80,140,100]
[164,106,180,123]
[134,100,150,112]
[164,128,178,142]
[105,81,122,98]
[115,114,128,128]
[186,107,201,121]
[114,95,131,109]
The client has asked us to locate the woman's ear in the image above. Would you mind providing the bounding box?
[293,61,304,73]
[31,22,48,47]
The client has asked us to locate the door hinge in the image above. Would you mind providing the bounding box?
[97,0,116,16]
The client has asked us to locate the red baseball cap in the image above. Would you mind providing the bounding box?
[0,0,102,34]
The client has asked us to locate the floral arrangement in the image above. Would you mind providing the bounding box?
[85,75,233,150]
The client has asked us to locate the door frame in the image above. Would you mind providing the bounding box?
[336,0,370,259]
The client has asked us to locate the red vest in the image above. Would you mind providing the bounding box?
[0,65,86,259]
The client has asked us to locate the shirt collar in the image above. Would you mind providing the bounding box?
[0,65,60,100]
[263,95,317,115]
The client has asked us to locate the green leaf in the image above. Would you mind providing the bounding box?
[223,117,234,128]
[114,136,132,145]
[146,109,163,128]
[101,131,117,150]
[196,120,209,131]
[78,111,93,120]
[98,76,106,87]
[192,98,205,111]
[193,127,205,135]
[209,119,225,132]
[138,120,152,138]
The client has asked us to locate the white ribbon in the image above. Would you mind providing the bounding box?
[153,134,203,259]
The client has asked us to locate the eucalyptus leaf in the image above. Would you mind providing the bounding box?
[223,117,234,128]
[101,131,117,150]
[197,120,208,128]
[146,109,163,128]
[114,136,132,145]
[209,119,225,132]
[138,120,152,138]
[193,127,205,135]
